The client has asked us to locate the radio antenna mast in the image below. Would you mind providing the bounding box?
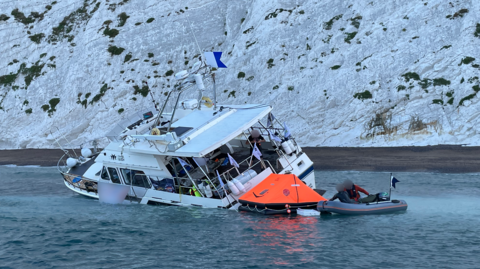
[186,14,204,62]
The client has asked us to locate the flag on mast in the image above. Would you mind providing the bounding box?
[216,170,225,188]
[204,52,227,68]
[176,157,190,168]
[192,157,208,167]
[391,177,400,188]
[227,153,239,168]
[284,122,291,138]
[252,143,262,161]
[267,113,275,127]
[268,129,282,142]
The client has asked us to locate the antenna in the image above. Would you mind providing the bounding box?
[186,14,203,62]
[144,81,159,112]
[54,127,79,158]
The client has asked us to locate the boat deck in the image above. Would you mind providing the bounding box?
[68,157,96,176]
[215,146,281,177]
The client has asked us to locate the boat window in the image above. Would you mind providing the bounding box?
[120,169,151,188]
[132,174,152,188]
[107,167,121,184]
[120,168,133,185]
[101,167,110,180]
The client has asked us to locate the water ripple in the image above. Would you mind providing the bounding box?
[1,167,480,268]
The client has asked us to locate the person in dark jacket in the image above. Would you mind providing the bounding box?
[343,179,377,203]
[329,183,356,203]
[246,129,265,155]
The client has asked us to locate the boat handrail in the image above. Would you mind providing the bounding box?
[255,119,296,171]
[62,173,98,193]
[219,159,275,180]
[57,153,69,174]
[157,174,223,198]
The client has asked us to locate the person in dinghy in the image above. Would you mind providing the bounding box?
[330,180,379,203]
[329,183,355,203]
[343,179,378,203]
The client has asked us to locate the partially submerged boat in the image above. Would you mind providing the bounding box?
[57,54,319,209]
[317,199,408,215]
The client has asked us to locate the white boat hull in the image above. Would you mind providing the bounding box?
[62,155,317,208]
[64,180,99,199]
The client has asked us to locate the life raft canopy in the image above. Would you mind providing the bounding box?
[238,173,326,210]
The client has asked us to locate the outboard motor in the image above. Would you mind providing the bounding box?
[377,192,390,201]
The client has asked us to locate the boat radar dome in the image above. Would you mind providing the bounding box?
[175,70,189,80]
[191,61,201,72]
[81,148,92,158]
[66,158,78,168]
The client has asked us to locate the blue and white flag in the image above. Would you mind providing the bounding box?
[284,122,291,138]
[227,153,239,168]
[177,157,190,168]
[267,129,282,142]
[216,170,225,188]
[204,52,227,68]
[267,113,275,127]
[391,177,400,188]
[252,143,262,161]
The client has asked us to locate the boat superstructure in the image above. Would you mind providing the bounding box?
[58,57,318,209]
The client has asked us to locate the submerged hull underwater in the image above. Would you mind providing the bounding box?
[317,200,408,215]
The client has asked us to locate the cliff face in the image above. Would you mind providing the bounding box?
[1,0,479,149]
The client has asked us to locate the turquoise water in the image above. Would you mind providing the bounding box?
[1,166,479,268]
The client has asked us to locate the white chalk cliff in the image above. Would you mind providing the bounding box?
[1,0,480,149]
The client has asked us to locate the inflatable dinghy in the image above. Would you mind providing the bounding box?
[317,200,407,215]
[238,173,326,214]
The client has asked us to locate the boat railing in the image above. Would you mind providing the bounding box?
[62,173,98,194]
[238,125,294,172]
[219,158,275,182]
[57,153,70,174]
[159,174,223,198]
[253,120,299,171]
[161,159,273,200]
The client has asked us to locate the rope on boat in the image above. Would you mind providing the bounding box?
[243,204,287,213]
[242,203,316,213]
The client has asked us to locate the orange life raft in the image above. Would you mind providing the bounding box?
[238,173,326,214]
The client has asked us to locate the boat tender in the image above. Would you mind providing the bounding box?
[317,199,408,215]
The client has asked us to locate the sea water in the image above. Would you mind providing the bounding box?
[0,166,479,268]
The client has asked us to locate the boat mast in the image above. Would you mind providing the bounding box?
[212,73,217,111]
[389,173,393,201]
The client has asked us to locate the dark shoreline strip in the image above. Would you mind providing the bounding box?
[0,145,479,173]
[303,145,480,173]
